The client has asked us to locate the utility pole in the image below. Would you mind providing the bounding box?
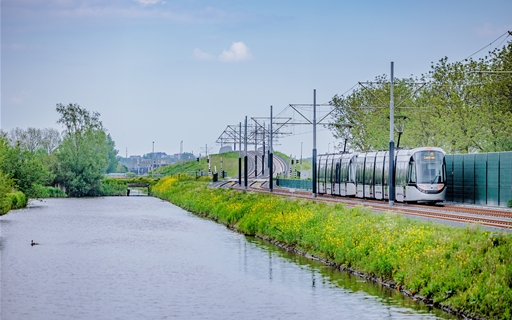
[244,116,248,189]
[239,122,242,185]
[312,90,317,197]
[389,62,395,206]
[300,141,303,178]
[254,121,258,179]
[262,122,265,176]
[206,143,211,173]
[152,141,154,178]
[269,106,273,192]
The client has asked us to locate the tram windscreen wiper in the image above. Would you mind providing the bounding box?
[431,172,439,184]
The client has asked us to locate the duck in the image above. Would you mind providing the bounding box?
[31,240,39,246]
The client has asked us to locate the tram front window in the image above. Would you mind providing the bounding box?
[415,151,445,184]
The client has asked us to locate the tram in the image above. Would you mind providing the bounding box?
[317,147,446,203]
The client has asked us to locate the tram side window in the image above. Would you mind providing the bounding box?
[375,158,383,186]
[349,161,356,183]
[364,158,374,185]
[318,158,325,182]
[408,161,416,183]
[395,161,408,186]
[326,160,333,183]
[340,160,348,183]
[356,158,365,185]
[383,158,389,186]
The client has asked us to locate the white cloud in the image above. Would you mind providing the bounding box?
[193,48,216,61]
[218,42,252,62]
[193,42,253,62]
[135,0,162,6]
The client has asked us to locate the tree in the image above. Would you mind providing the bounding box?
[8,127,61,154]
[0,136,53,198]
[329,41,512,153]
[425,42,512,153]
[105,134,119,174]
[54,103,116,197]
[329,75,427,151]
[0,136,14,213]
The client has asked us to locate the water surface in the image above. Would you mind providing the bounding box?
[0,197,455,319]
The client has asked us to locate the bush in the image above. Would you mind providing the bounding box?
[0,198,10,214]
[508,199,512,208]
[0,172,13,214]
[8,191,27,209]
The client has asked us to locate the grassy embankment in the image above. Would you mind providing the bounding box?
[152,176,512,320]
[155,151,313,179]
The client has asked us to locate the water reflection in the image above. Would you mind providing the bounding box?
[233,233,454,319]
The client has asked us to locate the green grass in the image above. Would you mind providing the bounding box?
[152,176,512,320]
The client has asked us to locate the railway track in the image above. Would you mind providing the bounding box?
[246,151,288,179]
[221,180,512,231]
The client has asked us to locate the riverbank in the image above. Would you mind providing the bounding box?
[152,176,512,320]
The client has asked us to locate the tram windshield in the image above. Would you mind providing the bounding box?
[414,151,445,184]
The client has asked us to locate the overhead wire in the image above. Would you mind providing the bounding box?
[463,30,511,61]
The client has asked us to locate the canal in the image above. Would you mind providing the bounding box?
[0,197,455,319]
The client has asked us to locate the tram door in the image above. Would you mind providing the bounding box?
[325,155,333,195]
[374,152,386,200]
[333,160,341,195]
[394,151,409,202]
[339,156,349,196]
[364,152,376,199]
[317,155,327,194]
[356,154,365,198]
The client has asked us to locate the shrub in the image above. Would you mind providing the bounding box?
[8,191,27,209]
[507,199,512,208]
[0,172,13,214]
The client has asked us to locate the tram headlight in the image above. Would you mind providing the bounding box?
[417,184,443,193]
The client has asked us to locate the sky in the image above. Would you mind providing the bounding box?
[2,0,512,158]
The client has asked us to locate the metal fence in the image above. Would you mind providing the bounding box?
[446,152,512,207]
[276,179,313,191]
